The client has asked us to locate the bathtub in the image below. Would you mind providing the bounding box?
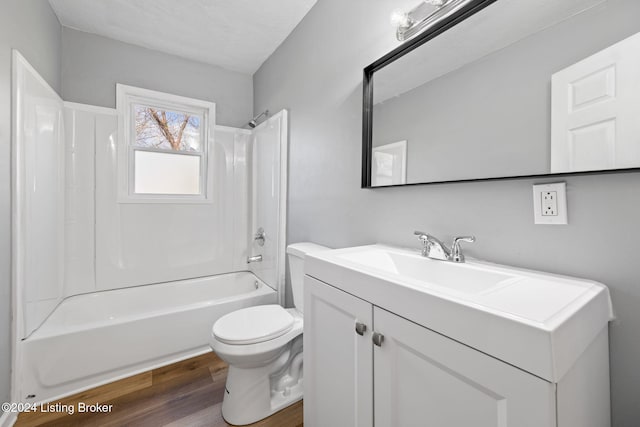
[20,272,277,404]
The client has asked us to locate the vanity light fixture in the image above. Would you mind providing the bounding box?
[392,0,474,41]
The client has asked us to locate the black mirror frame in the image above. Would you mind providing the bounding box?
[362,0,497,188]
[361,0,640,188]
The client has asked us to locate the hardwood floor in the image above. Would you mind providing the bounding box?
[15,352,303,427]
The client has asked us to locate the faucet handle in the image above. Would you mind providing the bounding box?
[415,231,450,259]
[414,231,433,244]
[414,231,431,256]
[450,236,475,263]
[414,230,430,239]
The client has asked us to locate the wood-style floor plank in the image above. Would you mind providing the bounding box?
[16,351,303,427]
[15,371,153,427]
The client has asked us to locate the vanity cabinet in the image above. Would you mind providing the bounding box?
[303,275,373,427]
[304,244,612,427]
[304,276,556,427]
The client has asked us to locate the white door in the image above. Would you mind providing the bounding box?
[304,276,373,427]
[372,140,407,187]
[551,31,640,172]
[248,110,288,304]
[373,307,556,427]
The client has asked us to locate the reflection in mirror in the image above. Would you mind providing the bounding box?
[372,141,407,186]
[365,0,640,187]
[550,33,640,173]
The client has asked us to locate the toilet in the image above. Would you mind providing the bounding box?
[210,242,329,425]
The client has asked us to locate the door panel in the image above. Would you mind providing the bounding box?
[304,276,373,427]
[551,31,640,172]
[374,307,555,427]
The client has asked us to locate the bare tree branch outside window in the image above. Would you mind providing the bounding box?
[134,105,201,152]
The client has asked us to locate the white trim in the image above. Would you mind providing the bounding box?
[216,124,252,135]
[0,411,17,427]
[117,84,216,110]
[63,101,117,115]
[116,84,216,203]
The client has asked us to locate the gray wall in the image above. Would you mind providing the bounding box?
[0,0,62,409]
[61,28,253,127]
[254,0,640,425]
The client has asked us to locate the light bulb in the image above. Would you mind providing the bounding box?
[390,9,412,28]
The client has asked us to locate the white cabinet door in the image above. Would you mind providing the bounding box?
[373,307,556,427]
[551,31,640,172]
[304,276,373,427]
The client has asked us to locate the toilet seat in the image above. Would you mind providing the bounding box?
[213,305,294,345]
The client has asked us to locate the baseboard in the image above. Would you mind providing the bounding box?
[0,410,17,427]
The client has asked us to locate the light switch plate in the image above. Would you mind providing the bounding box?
[533,182,568,225]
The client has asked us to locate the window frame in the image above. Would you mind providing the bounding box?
[116,84,216,203]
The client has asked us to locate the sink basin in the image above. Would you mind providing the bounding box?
[336,246,516,295]
[327,244,607,324]
[305,243,613,383]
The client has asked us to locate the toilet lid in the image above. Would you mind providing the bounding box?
[213,305,294,345]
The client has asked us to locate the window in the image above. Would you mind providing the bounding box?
[116,85,215,202]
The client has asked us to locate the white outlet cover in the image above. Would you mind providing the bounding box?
[533,182,568,225]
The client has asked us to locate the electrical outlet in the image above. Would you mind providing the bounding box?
[541,191,558,216]
[533,183,567,225]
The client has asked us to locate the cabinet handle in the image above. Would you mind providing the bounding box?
[372,332,384,347]
[355,322,367,336]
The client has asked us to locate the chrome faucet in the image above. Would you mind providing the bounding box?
[247,255,263,263]
[414,231,475,263]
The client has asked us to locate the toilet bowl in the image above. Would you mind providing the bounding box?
[209,242,329,425]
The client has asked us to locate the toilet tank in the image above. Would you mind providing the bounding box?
[287,243,330,313]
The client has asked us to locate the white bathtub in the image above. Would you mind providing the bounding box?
[20,272,277,404]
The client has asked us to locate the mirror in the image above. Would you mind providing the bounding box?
[363,0,640,187]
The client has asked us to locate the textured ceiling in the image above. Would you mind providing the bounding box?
[49,0,317,74]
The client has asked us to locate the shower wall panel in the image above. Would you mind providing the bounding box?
[12,52,65,338]
[63,104,117,297]
[95,122,248,291]
[248,110,288,302]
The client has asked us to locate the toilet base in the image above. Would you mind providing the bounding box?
[222,374,303,426]
[221,339,303,425]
